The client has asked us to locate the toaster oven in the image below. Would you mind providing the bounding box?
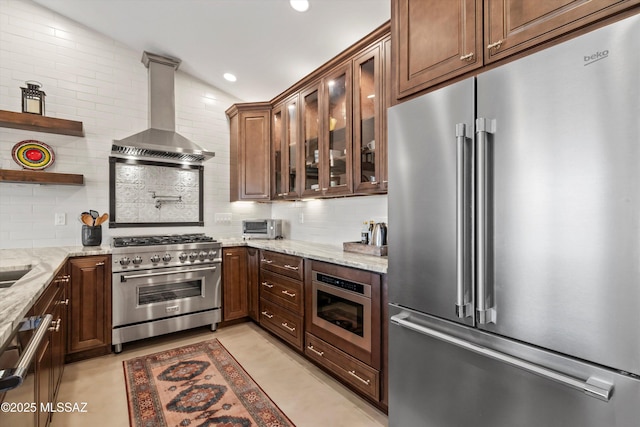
[242,219,283,239]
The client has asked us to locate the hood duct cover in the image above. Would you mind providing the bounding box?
[112,52,215,163]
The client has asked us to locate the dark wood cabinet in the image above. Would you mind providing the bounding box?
[271,95,301,200]
[228,24,390,202]
[32,265,69,427]
[259,250,305,351]
[246,247,260,322]
[222,247,249,321]
[67,256,111,362]
[392,0,639,99]
[353,38,389,194]
[227,103,271,201]
[484,0,639,63]
[393,0,483,99]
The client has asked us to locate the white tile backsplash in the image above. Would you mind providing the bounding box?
[0,0,388,249]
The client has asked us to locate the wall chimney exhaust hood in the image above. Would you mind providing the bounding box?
[111,52,215,163]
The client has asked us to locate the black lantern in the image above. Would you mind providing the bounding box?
[21,81,46,115]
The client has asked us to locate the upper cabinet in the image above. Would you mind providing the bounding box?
[300,63,354,198]
[393,0,483,99]
[353,38,389,193]
[484,0,638,62]
[227,103,271,201]
[228,23,390,201]
[393,0,640,100]
[272,95,300,200]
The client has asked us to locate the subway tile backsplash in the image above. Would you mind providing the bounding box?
[0,0,387,249]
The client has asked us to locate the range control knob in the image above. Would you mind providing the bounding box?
[162,254,172,262]
[179,252,188,262]
[198,251,207,260]
[207,250,218,259]
[189,252,198,261]
[150,255,161,263]
[132,256,143,265]
[119,257,130,266]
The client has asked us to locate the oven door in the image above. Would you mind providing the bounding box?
[112,264,220,327]
[311,281,371,352]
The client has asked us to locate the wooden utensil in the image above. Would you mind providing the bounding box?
[81,213,94,226]
[95,213,109,226]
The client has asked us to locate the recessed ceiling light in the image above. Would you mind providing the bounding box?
[290,0,309,12]
[223,73,237,82]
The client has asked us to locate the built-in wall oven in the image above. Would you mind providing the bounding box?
[111,234,221,353]
[306,262,380,368]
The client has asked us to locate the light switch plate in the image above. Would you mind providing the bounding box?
[215,213,232,223]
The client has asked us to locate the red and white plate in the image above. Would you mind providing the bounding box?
[11,140,55,170]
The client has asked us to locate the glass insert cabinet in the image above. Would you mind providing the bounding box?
[230,26,390,201]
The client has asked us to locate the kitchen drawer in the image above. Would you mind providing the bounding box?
[259,250,303,280]
[305,332,380,401]
[260,270,303,315]
[260,298,303,351]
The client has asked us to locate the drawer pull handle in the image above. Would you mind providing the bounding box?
[95,262,105,266]
[307,345,324,357]
[348,370,371,386]
[281,290,296,298]
[281,322,295,332]
[261,311,274,319]
[56,298,70,306]
[284,264,299,271]
[460,52,474,61]
[487,39,503,50]
[48,318,61,332]
[261,259,274,264]
[261,281,274,288]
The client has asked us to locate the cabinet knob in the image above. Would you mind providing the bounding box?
[487,40,503,51]
[460,52,474,61]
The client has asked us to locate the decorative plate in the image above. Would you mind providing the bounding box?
[11,140,55,170]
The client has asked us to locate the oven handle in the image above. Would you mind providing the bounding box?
[0,314,52,393]
[120,266,217,282]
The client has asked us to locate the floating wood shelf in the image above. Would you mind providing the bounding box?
[0,169,84,185]
[0,110,84,136]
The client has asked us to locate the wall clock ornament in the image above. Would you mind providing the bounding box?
[11,140,55,170]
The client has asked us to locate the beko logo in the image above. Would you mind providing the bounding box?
[584,50,609,66]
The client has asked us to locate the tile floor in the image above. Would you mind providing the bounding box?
[52,322,388,427]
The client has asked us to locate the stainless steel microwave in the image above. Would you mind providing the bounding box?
[242,219,283,239]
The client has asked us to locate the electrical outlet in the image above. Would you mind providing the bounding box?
[298,213,304,224]
[54,213,66,226]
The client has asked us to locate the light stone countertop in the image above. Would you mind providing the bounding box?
[0,240,386,351]
[0,246,111,352]
[219,238,388,274]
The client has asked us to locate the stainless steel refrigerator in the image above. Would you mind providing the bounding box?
[388,13,640,427]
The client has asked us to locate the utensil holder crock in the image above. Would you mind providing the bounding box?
[82,225,102,246]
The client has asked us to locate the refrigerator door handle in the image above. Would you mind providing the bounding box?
[391,312,614,402]
[455,123,473,319]
[475,118,496,324]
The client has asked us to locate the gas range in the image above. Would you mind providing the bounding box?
[111,233,221,272]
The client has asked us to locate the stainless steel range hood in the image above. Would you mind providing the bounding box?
[112,52,215,163]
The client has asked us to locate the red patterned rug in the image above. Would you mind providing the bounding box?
[123,339,296,427]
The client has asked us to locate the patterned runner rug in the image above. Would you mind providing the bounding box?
[123,338,295,427]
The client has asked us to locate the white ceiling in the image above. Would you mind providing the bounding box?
[32,0,390,102]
